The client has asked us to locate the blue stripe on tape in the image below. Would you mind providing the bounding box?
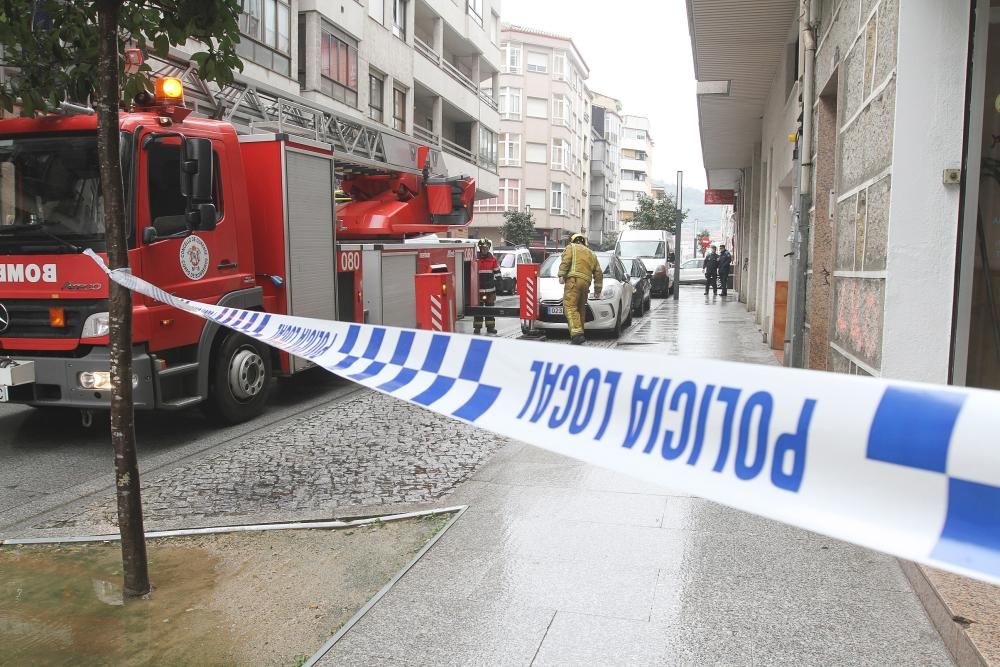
[866,387,965,473]
[931,478,1000,577]
[453,385,501,422]
[391,331,416,365]
[378,368,419,393]
[338,325,361,355]
[351,361,387,381]
[334,356,360,370]
[253,314,271,335]
[242,312,259,332]
[459,340,492,382]
[422,335,450,373]
[362,328,387,360]
[412,377,456,406]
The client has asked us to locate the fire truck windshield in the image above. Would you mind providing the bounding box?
[0,133,122,253]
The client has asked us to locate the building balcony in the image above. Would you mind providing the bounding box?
[590,194,605,211]
[621,157,649,172]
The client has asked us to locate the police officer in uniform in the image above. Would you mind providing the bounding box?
[474,238,500,335]
[718,244,733,297]
[558,233,602,345]
[703,245,720,296]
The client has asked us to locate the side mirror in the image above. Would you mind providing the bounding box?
[142,226,158,245]
[180,137,213,204]
[190,203,217,232]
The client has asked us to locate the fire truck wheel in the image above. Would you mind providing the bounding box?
[207,333,272,424]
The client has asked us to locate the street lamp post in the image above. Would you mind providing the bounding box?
[673,171,683,302]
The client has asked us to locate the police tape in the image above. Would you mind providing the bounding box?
[85,250,1000,585]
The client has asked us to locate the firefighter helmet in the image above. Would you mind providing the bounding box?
[569,233,587,246]
[477,238,492,251]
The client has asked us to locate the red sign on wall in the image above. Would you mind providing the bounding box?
[704,189,736,205]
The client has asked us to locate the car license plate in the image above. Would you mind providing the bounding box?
[548,306,564,315]
[0,386,8,402]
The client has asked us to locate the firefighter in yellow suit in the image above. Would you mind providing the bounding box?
[558,233,603,345]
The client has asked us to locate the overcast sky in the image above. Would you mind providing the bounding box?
[498,0,707,189]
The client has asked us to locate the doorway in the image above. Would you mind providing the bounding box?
[956,0,1000,389]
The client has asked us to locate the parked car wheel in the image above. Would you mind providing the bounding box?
[612,302,624,337]
[644,293,651,312]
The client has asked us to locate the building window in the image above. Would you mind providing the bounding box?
[369,73,384,123]
[467,0,483,25]
[553,52,568,81]
[499,87,521,119]
[392,0,407,39]
[552,95,570,127]
[500,133,521,166]
[238,0,291,76]
[393,85,407,131]
[526,51,548,73]
[504,43,522,74]
[621,169,647,182]
[526,142,546,163]
[525,188,546,210]
[551,139,569,171]
[319,25,359,106]
[551,183,565,214]
[490,12,499,44]
[368,0,382,23]
[479,126,498,169]
[526,97,547,118]
[501,178,521,209]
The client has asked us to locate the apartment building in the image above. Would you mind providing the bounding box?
[473,24,592,245]
[619,114,654,225]
[589,92,623,247]
[230,0,502,198]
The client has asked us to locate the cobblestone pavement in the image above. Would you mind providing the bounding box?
[30,391,508,535]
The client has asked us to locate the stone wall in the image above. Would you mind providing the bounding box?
[811,0,898,375]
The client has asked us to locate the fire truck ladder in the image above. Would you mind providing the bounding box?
[149,53,443,179]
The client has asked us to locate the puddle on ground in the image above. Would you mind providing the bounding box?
[1,516,450,665]
[0,541,240,665]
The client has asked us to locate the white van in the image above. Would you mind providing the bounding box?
[615,230,674,296]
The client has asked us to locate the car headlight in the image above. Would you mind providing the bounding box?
[81,312,110,338]
[78,371,138,390]
[601,285,616,299]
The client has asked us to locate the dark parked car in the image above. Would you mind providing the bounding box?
[622,257,652,316]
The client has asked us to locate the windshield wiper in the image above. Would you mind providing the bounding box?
[0,220,82,252]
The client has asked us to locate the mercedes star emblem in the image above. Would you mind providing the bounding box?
[0,304,9,334]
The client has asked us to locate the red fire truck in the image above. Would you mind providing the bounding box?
[0,77,478,424]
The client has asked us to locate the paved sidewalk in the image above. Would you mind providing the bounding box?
[321,288,953,666]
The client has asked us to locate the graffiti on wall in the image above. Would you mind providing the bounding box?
[833,278,884,369]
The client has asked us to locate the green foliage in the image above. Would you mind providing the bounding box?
[629,194,687,233]
[0,0,244,115]
[500,209,535,247]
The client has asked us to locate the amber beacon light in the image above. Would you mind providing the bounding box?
[155,77,184,106]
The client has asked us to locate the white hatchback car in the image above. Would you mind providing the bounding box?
[678,257,707,284]
[533,251,635,336]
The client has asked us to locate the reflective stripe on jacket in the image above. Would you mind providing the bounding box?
[558,244,602,293]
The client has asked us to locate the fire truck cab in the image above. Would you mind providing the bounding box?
[0,77,477,424]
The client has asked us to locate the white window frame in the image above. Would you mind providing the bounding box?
[504,43,522,74]
[499,87,522,120]
[551,182,565,215]
[552,95,570,127]
[368,0,382,23]
[526,96,547,118]
[553,51,568,81]
[500,178,520,209]
[500,133,521,166]
[551,138,568,171]
[526,51,549,73]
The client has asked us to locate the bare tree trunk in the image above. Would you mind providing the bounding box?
[95,0,149,599]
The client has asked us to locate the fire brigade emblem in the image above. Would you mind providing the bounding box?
[179,235,210,281]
